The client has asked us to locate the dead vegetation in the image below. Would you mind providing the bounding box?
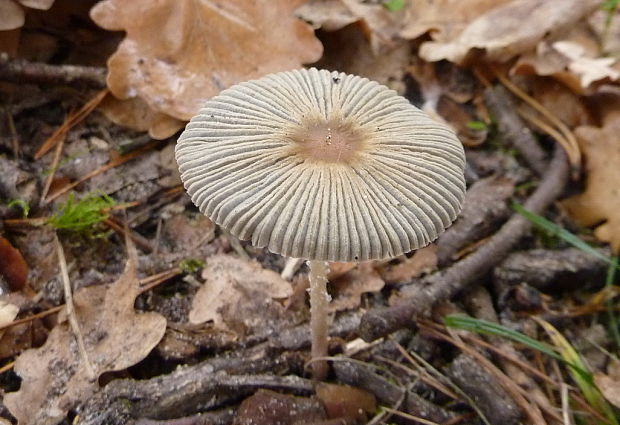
[1,0,620,424]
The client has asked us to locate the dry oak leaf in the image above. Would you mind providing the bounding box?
[562,111,620,254]
[419,0,600,65]
[400,0,509,42]
[4,243,167,425]
[328,262,384,312]
[90,0,323,122]
[189,255,293,335]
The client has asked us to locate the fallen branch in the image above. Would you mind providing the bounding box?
[0,54,107,88]
[358,146,569,342]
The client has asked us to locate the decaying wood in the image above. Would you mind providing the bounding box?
[484,85,548,176]
[494,247,609,292]
[436,176,515,267]
[358,146,569,342]
[0,54,107,88]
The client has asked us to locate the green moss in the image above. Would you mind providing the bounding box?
[179,258,205,274]
[7,199,30,218]
[48,192,116,237]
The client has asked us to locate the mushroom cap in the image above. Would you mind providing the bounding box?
[176,68,466,262]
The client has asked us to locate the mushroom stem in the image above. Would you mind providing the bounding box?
[308,259,330,380]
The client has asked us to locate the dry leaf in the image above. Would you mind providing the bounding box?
[595,360,620,408]
[400,0,508,41]
[562,111,620,253]
[339,0,404,53]
[0,0,24,30]
[0,236,29,291]
[378,244,438,283]
[189,255,293,335]
[97,95,184,140]
[4,242,167,425]
[234,389,325,425]
[329,262,384,312]
[315,382,376,420]
[18,0,54,10]
[418,0,600,65]
[295,0,356,31]
[90,0,323,122]
[553,41,619,88]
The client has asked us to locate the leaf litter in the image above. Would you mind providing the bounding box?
[3,237,166,425]
[4,0,620,423]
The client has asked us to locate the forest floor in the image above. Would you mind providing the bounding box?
[1,1,620,424]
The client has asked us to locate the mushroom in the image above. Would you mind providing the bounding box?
[176,68,466,379]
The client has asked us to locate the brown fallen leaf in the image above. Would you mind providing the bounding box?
[315,382,376,421]
[418,0,600,65]
[189,255,293,336]
[562,110,620,254]
[0,236,28,291]
[0,0,25,30]
[400,0,508,42]
[595,360,620,409]
[97,95,184,140]
[234,389,326,425]
[514,23,619,93]
[90,0,323,122]
[378,244,438,283]
[328,262,384,312]
[4,239,167,425]
[295,0,356,32]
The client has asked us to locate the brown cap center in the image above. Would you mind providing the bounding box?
[288,118,368,164]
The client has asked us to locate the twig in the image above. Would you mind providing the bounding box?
[35,89,108,159]
[0,53,107,88]
[358,146,569,341]
[45,140,162,202]
[0,305,64,333]
[41,134,66,200]
[54,233,96,380]
[484,85,547,176]
[103,217,153,253]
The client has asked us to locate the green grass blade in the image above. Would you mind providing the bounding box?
[512,202,615,267]
[444,315,561,360]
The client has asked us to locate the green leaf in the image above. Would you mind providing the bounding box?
[466,120,488,131]
[383,0,405,12]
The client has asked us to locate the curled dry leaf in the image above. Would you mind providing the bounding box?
[90,0,323,122]
[514,24,619,93]
[562,111,620,254]
[189,255,293,335]
[296,0,356,31]
[4,242,167,425]
[418,0,600,65]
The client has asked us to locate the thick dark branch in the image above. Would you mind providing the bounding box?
[358,147,569,341]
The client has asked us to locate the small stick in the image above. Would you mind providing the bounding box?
[45,140,161,202]
[0,305,64,333]
[0,54,107,88]
[54,234,96,380]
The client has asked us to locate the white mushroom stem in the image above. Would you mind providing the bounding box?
[308,260,330,380]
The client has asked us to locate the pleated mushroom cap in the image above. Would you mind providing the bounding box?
[176,68,466,262]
